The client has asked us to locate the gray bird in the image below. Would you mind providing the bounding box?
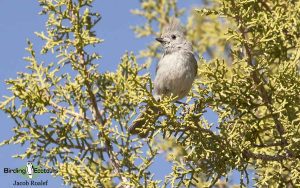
[128,18,197,137]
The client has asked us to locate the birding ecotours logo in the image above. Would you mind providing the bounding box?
[3,161,58,179]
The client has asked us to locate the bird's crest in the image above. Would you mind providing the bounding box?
[162,17,185,34]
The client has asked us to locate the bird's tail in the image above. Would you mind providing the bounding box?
[128,106,160,138]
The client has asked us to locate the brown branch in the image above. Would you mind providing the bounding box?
[252,142,288,148]
[87,83,106,123]
[66,5,130,186]
[49,100,91,121]
[107,146,131,187]
[243,150,297,161]
[230,0,286,144]
[77,56,130,186]
[41,128,105,153]
[181,107,297,162]
[241,27,286,143]
[79,49,130,188]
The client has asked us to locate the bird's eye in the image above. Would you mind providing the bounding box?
[171,35,176,40]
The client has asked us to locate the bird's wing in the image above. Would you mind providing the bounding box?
[188,51,198,77]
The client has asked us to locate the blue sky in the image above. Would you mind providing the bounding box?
[0,0,227,187]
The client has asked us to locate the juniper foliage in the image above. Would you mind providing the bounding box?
[1,0,300,187]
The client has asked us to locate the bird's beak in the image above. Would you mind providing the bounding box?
[156,37,165,43]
